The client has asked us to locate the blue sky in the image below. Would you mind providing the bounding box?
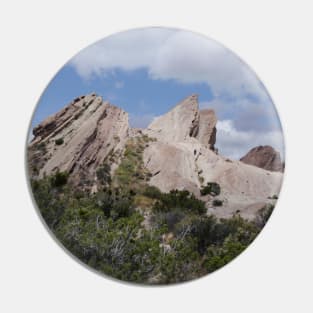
[32,66,214,128]
[32,27,284,159]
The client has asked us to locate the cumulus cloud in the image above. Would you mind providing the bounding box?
[216,120,285,160]
[70,28,176,78]
[70,28,270,103]
[200,97,282,132]
[69,27,284,159]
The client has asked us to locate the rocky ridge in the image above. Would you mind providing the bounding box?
[28,93,129,190]
[28,93,283,219]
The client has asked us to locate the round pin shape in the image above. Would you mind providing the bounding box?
[27,27,284,285]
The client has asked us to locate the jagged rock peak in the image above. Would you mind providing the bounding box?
[146,94,199,142]
[240,145,284,172]
[31,93,103,143]
[28,93,130,189]
[145,94,216,149]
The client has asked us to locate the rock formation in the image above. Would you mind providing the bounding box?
[145,94,217,150]
[197,109,217,149]
[28,93,129,189]
[142,96,282,219]
[28,93,283,219]
[240,145,284,172]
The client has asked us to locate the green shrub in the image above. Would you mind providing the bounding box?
[212,199,223,206]
[55,138,64,145]
[111,197,133,220]
[152,189,206,215]
[96,163,111,185]
[200,182,221,196]
[155,209,186,232]
[114,137,151,189]
[51,171,68,187]
[143,185,162,199]
[30,168,268,284]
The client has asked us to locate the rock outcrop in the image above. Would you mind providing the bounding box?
[28,93,129,189]
[142,96,282,219]
[145,94,217,150]
[143,137,282,220]
[28,93,284,219]
[240,145,284,172]
[197,109,217,150]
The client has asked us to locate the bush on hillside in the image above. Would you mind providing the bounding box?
[200,182,221,196]
[55,138,64,145]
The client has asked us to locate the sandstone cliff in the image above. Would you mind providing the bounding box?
[145,94,217,150]
[142,96,282,219]
[28,93,129,190]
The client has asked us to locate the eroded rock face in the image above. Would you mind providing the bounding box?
[240,145,284,172]
[145,94,200,142]
[141,95,282,219]
[28,93,129,188]
[143,138,283,220]
[145,94,217,149]
[28,93,283,219]
[197,109,217,150]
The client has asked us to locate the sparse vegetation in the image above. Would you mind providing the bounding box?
[51,171,68,187]
[55,138,64,145]
[143,185,162,199]
[212,199,223,206]
[29,134,274,284]
[254,204,274,228]
[96,163,111,185]
[200,182,221,196]
[151,189,207,215]
[114,136,152,189]
[31,166,271,284]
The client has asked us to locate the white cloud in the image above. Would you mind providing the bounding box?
[70,27,270,103]
[70,28,176,78]
[216,120,285,160]
[69,27,284,159]
[200,97,282,132]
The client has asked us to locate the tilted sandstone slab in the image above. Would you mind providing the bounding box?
[145,94,200,142]
[28,93,129,187]
[145,94,217,149]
